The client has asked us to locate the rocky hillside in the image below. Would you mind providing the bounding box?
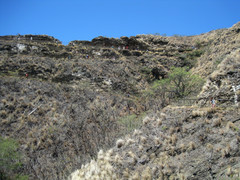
[70,105,240,179]
[69,22,240,179]
[69,47,240,179]
[0,22,240,179]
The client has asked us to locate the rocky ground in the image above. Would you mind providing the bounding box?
[69,22,240,180]
[70,105,240,179]
[0,22,240,179]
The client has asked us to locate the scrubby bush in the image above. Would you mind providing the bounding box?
[0,136,28,180]
[154,67,204,98]
[178,48,205,68]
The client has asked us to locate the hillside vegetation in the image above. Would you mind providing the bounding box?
[0,22,240,179]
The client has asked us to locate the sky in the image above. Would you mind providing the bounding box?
[0,0,239,45]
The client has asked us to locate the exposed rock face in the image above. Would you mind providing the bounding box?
[0,35,67,58]
[0,34,61,43]
[70,36,149,50]
[0,22,240,180]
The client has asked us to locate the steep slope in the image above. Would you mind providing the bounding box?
[0,33,195,179]
[70,105,240,179]
[0,22,240,180]
[198,49,240,107]
[191,21,240,78]
[69,23,240,179]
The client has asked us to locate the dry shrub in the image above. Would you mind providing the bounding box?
[133,129,142,137]
[169,127,175,135]
[0,110,7,119]
[142,116,151,125]
[187,141,196,152]
[116,139,124,148]
[192,110,207,117]
[206,107,217,114]
[126,138,135,146]
[131,171,140,180]
[141,167,152,180]
[205,119,211,124]
[226,122,238,131]
[154,137,161,145]
[127,151,137,164]
[1,99,7,105]
[206,143,213,150]
[156,118,162,127]
[226,166,234,177]
[140,136,147,144]
[160,113,167,120]
[221,144,231,158]
[212,118,222,127]
[170,134,178,145]
[180,143,186,153]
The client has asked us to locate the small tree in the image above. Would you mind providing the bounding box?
[167,67,204,98]
[158,67,204,98]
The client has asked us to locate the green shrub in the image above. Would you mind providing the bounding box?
[118,112,146,133]
[188,49,204,58]
[140,67,152,74]
[180,49,205,68]
[0,136,28,180]
[153,67,204,98]
[194,40,202,48]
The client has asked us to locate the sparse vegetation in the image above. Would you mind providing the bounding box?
[118,112,146,133]
[1,23,240,179]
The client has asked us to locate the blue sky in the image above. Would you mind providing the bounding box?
[0,0,239,45]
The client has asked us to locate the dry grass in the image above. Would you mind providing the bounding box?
[187,141,196,152]
[1,22,240,180]
[226,122,238,131]
[212,118,222,127]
